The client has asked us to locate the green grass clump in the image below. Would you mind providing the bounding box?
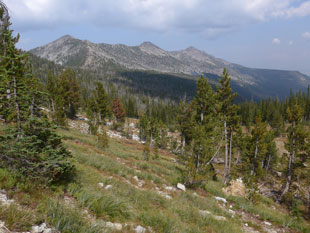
[46,201,103,233]
[69,185,131,221]
[0,204,36,231]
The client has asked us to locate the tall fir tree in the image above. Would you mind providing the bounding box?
[280,104,310,201]
[183,76,222,186]
[217,68,238,184]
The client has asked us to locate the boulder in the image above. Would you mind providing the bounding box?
[215,196,227,203]
[135,225,146,233]
[222,178,246,197]
[105,185,113,190]
[177,183,186,191]
[105,222,122,231]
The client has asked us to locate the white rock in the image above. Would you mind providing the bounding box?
[106,222,122,231]
[215,196,227,203]
[245,223,248,227]
[31,223,47,233]
[0,191,14,206]
[31,225,40,233]
[177,183,186,191]
[213,215,226,221]
[264,221,272,226]
[228,209,235,215]
[105,185,113,190]
[43,228,53,233]
[165,186,176,192]
[135,225,146,233]
[133,176,139,182]
[199,210,212,217]
[98,183,104,188]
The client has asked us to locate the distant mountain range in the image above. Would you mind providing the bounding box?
[30,35,310,100]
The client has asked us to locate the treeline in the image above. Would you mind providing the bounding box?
[239,89,310,136]
[177,70,310,218]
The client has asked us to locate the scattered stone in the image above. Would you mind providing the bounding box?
[177,183,186,191]
[105,185,113,190]
[165,186,176,192]
[105,222,122,231]
[222,178,246,197]
[213,215,226,221]
[245,223,248,227]
[199,210,226,221]
[31,223,55,233]
[264,221,272,226]
[193,192,198,196]
[135,225,146,233]
[0,191,14,206]
[199,210,212,217]
[228,209,235,215]
[157,190,172,199]
[215,196,227,203]
[214,157,225,164]
[98,183,104,188]
[275,172,282,177]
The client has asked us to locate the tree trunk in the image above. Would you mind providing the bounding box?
[30,94,34,118]
[51,99,55,112]
[235,148,241,165]
[222,120,228,184]
[280,121,295,201]
[196,151,200,173]
[308,188,310,218]
[228,129,233,180]
[13,76,21,133]
[251,138,259,176]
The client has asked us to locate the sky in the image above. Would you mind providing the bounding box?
[2,0,310,75]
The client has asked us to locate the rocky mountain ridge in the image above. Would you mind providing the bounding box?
[30,35,310,100]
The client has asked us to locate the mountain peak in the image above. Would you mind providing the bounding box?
[139,41,167,56]
[58,35,75,41]
[185,46,200,52]
[139,41,161,49]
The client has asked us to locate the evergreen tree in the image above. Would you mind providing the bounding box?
[0,4,74,184]
[217,68,238,184]
[56,69,80,119]
[242,114,268,183]
[183,76,222,186]
[280,104,310,201]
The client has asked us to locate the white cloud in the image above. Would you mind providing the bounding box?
[286,1,310,17]
[302,32,310,39]
[3,0,310,37]
[272,38,281,44]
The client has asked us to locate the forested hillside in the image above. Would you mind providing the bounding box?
[2,2,310,233]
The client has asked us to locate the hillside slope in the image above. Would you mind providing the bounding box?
[0,120,310,233]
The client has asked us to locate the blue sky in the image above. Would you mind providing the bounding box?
[3,0,310,75]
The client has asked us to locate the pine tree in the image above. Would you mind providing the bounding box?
[56,69,80,119]
[279,104,309,201]
[183,76,222,186]
[217,68,238,184]
[0,4,74,184]
[0,7,31,131]
[249,114,268,179]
